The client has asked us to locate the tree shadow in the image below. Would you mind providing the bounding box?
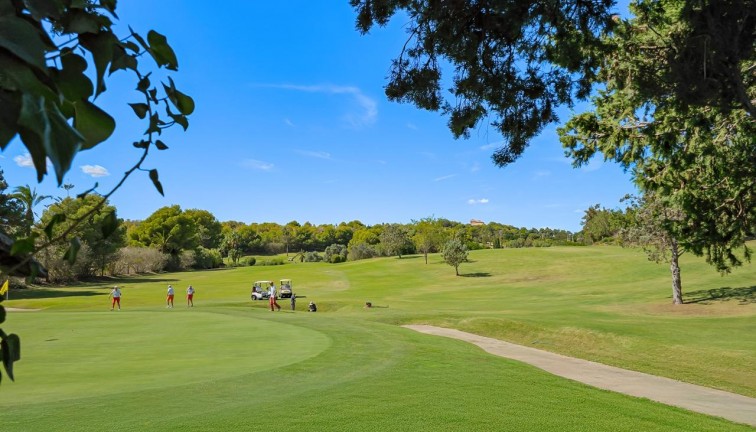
[8,287,105,300]
[685,286,756,304]
[460,272,491,278]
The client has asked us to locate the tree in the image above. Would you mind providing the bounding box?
[560,1,755,274]
[184,209,222,249]
[354,0,754,280]
[129,206,198,265]
[11,186,50,237]
[581,204,629,245]
[442,237,468,276]
[351,0,616,166]
[0,171,23,236]
[412,217,445,264]
[39,195,125,280]
[620,194,687,304]
[379,223,411,258]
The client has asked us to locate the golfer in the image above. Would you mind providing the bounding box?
[109,286,121,311]
[166,285,175,308]
[187,285,195,307]
[269,282,281,311]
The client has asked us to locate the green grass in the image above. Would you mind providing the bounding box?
[2,244,754,430]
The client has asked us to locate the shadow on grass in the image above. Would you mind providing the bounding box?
[8,287,105,300]
[685,286,756,304]
[460,272,491,278]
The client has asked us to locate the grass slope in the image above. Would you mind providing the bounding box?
[2,244,754,430]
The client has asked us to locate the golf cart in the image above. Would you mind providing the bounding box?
[279,279,293,299]
[251,280,272,300]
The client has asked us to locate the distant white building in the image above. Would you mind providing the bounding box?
[470,219,485,226]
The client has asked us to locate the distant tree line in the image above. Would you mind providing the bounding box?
[0,171,591,282]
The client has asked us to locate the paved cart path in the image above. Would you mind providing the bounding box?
[404,325,756,427]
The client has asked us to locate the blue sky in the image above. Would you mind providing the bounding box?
[2,1,636,232]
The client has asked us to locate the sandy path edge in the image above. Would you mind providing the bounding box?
[404,324,756,427]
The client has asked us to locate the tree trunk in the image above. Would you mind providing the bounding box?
[424,251,428,264]
[670,239,683,304]
[455,265,459,276]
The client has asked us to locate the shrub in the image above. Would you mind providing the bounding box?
[348,243,377,261]
[324,243,347,263]
[303,251,322,262]
[247,256,256,266]
[257,258,285,266]
[115,247,169,274]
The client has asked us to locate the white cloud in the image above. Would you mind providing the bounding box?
[297,150,331,160]
[434,174,456,182]
[261,83,377,128]
[468,198,490,205]
[241,159,275,171]
[14,153,34,168]
[81,165,110,177]
[479,142,500,151]
[406,122,418,130]
[533,170,551,178]
[471,162,481,173]
[284,118,295,127]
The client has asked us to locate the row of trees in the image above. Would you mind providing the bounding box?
[0,168,590,281]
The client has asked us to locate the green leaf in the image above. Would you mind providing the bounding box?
[137,76,150,92]
[168,112,188,130]
[163,78,195,115]
[56,50,94,101]
[0,51,54,97]
[128,103,148,119]
[61,9,110,34]
[63,237,81,265]
[18,94,85,183]
[147,30,178,71]
[43,213,66,240]
[0,91,21,150]
[132,140,148,149]
[100,0,118,17]
[155,139,168,150]
[1,333,21,381]
[79,31,116,97]
[109,45,137,74]
[149,169,164,196]
[145,113,162,135]
[129,26,149,51]
[10,237,35,256]
[0,16,49,71]
[122,40,139,53]
[73,100,115,149]
[101,210,119,238]
[25,0,64,20]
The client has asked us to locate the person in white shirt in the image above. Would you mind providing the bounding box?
[166,285,175,308]
[269,282,281,311]
[186,285,195,307]
[109,286,121,311]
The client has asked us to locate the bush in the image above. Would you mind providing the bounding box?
[257,258,285,266]
[324,243,347,263]
[348,243,377,261]
[115,247,169,274]
[247,256,256,266]
[193,247,224,269]
[303,251,322,262]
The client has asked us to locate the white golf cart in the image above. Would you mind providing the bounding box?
[251,280,272,300]
[279,279,293,299]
